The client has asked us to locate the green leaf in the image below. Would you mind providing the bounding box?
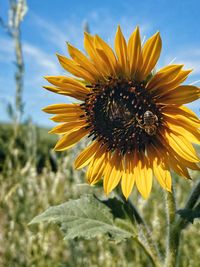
[177,209,200,223]
[29,195,135,242]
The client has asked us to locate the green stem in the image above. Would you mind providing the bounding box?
[134,236,159,267]
[119,194,163,267]
[165,188,180,267]
[137,224,163,267]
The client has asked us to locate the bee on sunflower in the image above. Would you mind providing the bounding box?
[43,26,200,199]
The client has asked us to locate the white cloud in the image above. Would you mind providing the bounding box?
[30,14,69,52]
[31,11,151,52]
[23,42,60,74]
[30,13,83,53]
[0,36,59,73]
[178,59,200,76]
[0,35,64,123]
[0,36,60,89]
[163,47,200,78]
[0,37,14,62]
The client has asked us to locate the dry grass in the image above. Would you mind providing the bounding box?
[0,123,200,267]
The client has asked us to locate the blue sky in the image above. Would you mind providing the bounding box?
[0,0,200,126]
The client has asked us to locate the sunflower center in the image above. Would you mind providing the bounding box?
[83,78,162,154]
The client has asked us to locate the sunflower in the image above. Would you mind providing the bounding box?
[43,26,200,199]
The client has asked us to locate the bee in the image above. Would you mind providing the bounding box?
[136,110,158,136]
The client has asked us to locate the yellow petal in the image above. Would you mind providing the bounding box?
[137,32,162,81]
[45,76,90,93]
[94,34,118,75]
[128,26,142,78]
[42,103,81,114]
[163,105,200,124]
[84,33,111,77]
[146,64,183,91]
[84,33,96,59]
[173,152,200,171]
[168,156,191,180]
[159,85,200,104]
[67,43,101,78]
[50,111,84,123]
[43,85,60,94]
[49,120,86,134]
[157,144,192,179]
[95,48,113,75]
[121,152,135,199]
[103,151,123,195]
[43,85,88,101]
[87,160,104,185]
[74,141,101,169]
[154,160,172,191]
[165,118,200,145]
[155,69,192,95]
[115,26,128,76]
[180,106,200,122]
[155,129,200,171]
[163,112,200,129]
[164,130,199,162]
[57,54,96,83]
[135,153,153,199]
[54,127,88,151]
[58,90,88,100]
[147,146,172,191]
[87,148,108,184]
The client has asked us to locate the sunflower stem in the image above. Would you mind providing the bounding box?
[134,236,160,267]
[118,192,163,267]
[137,222,163,267]
[165,188,180,267]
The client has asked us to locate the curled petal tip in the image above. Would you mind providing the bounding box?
[43,76,51,81]
[84,31,89,36]
[67,42,72,48]
[135,26,140,32]
[117,25,122,32]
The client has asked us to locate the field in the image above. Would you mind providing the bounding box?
[0,123,200,267]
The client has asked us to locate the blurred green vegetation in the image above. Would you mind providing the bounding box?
[0,122,200,267]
